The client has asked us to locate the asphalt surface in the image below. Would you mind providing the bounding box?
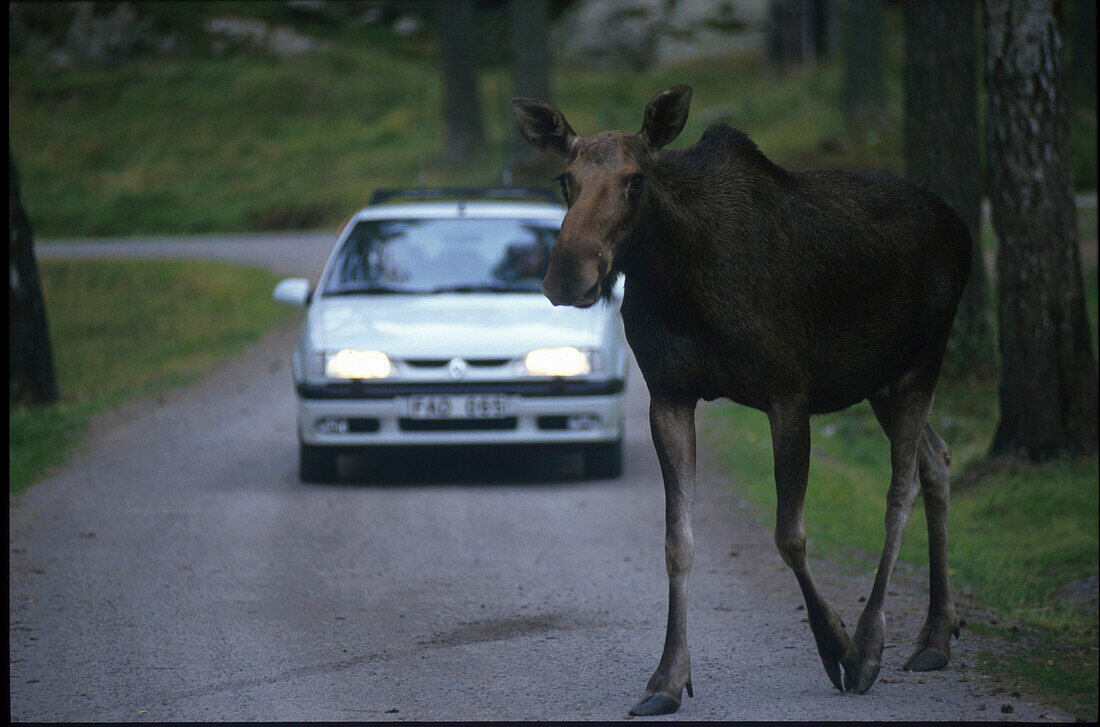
[37,230,338,281]
[10,235,1069,721]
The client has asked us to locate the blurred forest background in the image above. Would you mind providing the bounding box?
[8,1,1099,717]
[9,0,1094,236]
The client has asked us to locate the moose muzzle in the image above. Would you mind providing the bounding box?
[541,238,608,308]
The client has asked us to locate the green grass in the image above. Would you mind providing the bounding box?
[9,259,296,495]
[9,400,98,499]
[972,629,1098,720]
[9,6,906,239]
[700,246,1099,719]
[12,45,868,237]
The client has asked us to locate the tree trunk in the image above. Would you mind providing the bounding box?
[510,0,553,181]
[1067,0,1096,106]
[984,0,1099,461]
[768,0,820,70]
[841,0,885,123]
[9,153,59,405]
[437,0,485,166]
[903,0,994,376]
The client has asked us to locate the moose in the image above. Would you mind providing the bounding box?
[511,85,970,716]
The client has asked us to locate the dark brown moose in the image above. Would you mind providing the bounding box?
[511,85,971,716]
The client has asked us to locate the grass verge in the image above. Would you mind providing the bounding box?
[9,258,296,496]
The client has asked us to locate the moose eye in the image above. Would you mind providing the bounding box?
[554,173,572,203]
[626,173,645,199]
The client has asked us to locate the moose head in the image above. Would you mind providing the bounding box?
[510,85,693,307]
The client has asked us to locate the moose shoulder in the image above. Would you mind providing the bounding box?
[619,122,969,413]
[512,84,970,717]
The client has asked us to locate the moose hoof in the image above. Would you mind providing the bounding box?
[848,658,881,694]
[822,648,861,693]
[807,606,859,693]
[904,647,949,672]
[629,693,681,716]
[904,617,959,672]
[848,610,885,693]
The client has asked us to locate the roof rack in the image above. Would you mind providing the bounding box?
[368,186,560,206]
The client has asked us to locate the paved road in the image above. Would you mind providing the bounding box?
[38,230,338,281]
[11,235,1068,721]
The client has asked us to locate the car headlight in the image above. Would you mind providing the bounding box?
[522,347,597,377]
[316,349,393,380]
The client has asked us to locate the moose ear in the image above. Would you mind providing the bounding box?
[639,84,693,150]
[510,98,578,158]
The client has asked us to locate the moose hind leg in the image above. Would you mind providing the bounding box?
[768,397,860,693]
[630,397,697,717]
[850,390,931,693]
[905,423,961,672]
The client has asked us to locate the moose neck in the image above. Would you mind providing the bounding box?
[619,156,728,307]
[611,125,799,347]
[617,125,791,308]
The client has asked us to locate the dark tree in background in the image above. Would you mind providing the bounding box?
[903,0,994,375]
[1067,0,1096,107]
[767,0,828,69]
[9,153,59,405]
[841,0,884,123]
[438,0,485,165]
[984,0,1098,461]
[510,0,552,179]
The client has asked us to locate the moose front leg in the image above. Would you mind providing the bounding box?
[768,396,861,692]
[630,397,698,717]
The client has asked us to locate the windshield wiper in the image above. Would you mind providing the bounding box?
[325,284,420,296]
[428,283,530,294]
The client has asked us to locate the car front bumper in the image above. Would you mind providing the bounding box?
[296,380,625,448]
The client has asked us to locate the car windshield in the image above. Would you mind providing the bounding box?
[323,217,559,296]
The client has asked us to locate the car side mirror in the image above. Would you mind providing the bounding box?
[273,277,312,307]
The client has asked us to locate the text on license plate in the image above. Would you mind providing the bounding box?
[407,394,508,419]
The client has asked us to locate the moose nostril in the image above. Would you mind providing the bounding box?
[542,278,565,306]
[597,258,608,279]
[583,279,601,302]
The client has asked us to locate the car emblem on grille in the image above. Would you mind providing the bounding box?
[447,358,468,380]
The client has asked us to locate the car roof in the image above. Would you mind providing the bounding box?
[351,199,565,222]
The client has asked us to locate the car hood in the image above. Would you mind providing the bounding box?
[310,293,610,358]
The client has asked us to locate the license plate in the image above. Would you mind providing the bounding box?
[407,394,507,419]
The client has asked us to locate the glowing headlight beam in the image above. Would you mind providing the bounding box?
[325,349,392,379]
[524,347,592,377]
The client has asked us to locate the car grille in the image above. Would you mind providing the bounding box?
[404,358,511,368]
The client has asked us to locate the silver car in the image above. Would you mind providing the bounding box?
[273,188,628,483]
